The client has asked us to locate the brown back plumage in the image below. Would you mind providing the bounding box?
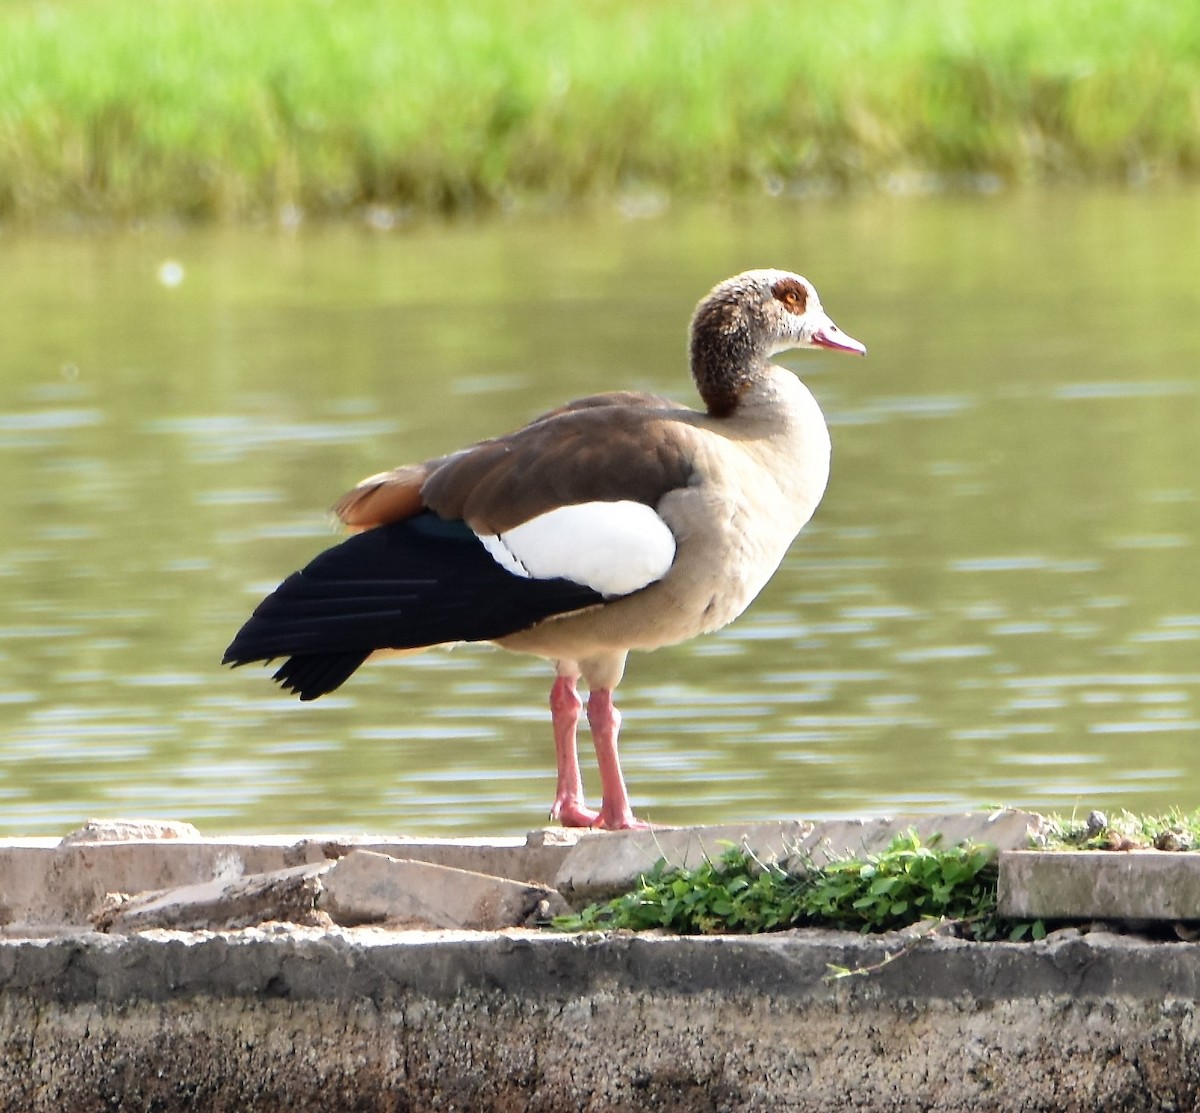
[333,392,698,536]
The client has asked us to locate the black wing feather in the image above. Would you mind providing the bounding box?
[223,511,604,700]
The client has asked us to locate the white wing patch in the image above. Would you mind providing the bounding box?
[476,500,676,597]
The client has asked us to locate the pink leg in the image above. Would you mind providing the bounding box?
[586,689,650,831]
[548,675,599,827]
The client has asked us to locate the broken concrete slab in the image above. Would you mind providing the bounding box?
[999,849,1200,921]
[93,862,332,933]
[556,811,1046,906]
[87,850,571,935]
[0,828,577,931]
[317,850,570,929]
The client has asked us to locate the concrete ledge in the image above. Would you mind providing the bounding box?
[4,923,1199,1006]
[1,928,1199,1111]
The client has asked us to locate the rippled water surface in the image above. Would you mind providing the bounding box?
[1,189,1198,835]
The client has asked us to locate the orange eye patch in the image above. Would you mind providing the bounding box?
[771,277,808,314]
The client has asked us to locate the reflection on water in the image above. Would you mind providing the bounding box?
[0,188,1198,834]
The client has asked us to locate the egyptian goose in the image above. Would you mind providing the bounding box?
[223,270,865,830]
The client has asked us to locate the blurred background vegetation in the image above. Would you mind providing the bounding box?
[1,0,1197,224]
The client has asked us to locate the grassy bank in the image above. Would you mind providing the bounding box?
[2,0,1198,222]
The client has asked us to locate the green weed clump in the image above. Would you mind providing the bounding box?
[554,831,1035,942]
[1,0,1198,222]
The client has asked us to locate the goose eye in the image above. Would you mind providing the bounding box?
[771,278,808,315]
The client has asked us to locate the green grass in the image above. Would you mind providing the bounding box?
[1040,807,1200,851]
[1,0,1198,222]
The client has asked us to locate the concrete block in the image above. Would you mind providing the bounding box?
[317,850,570,930]
[60,818,202,844]
[556,811,1045,906]
[999,850,1200,921]
[786,809,1046,869]
[92,863,332,933]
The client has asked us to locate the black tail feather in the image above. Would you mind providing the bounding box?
[272,653,371,701]
[223,512,604,700]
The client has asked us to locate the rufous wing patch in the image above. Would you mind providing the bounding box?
[333,464,429,531]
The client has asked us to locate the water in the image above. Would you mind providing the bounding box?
[0,188,1198,835]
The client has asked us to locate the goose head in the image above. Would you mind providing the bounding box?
[689,269,865,417]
